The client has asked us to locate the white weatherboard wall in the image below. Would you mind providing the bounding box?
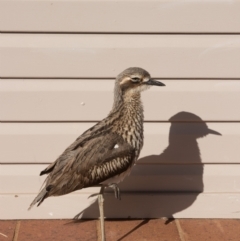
[0,0,240,220]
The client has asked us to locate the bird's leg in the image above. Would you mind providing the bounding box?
[109,183,121,200]
[98,185,106,241]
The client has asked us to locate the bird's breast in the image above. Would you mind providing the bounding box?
[111,100,144,157]
[115,119,143,157]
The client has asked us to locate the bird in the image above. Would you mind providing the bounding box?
[28,67,165,241]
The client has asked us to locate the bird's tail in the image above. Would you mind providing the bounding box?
[28,188,48,210]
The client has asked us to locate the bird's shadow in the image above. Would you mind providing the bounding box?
[73,111,221,235]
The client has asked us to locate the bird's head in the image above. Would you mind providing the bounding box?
[116,67,165,95]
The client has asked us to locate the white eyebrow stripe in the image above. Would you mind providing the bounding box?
[120,77,131,85]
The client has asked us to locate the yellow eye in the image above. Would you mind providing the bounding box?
[131,77,140,83]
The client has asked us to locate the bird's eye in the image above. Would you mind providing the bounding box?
[131,77,140,83]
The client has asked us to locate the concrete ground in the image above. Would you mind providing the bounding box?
[1,219,240,241]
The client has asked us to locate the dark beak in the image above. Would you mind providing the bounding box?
[146,79,165,86]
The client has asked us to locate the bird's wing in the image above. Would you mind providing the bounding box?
[40,111,122,176]
[39,123,110,176]
[42,132,135,196]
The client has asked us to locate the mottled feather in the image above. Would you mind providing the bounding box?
[29,67,165,210]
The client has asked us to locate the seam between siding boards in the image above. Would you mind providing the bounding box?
[1,31,240,35]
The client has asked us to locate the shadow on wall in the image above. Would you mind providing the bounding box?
[78,111,221,219]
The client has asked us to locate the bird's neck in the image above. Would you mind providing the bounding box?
[110,91,144,153]
[112,91,143,120]
[112,84,143,113]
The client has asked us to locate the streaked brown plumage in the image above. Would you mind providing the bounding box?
[29,67,165,213]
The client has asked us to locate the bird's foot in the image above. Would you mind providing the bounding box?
[109,183,121,200]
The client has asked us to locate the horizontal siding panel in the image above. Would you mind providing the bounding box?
[0,1,240,33]
[1,193,240,219]
[1,164,240,193]
[1,34,240,78]
[0,123,238,164]
[1,79,240,121]
[121,164,240,193]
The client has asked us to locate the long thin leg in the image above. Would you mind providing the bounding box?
[98,185,106,241]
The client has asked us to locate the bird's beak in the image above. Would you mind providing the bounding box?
[146,79,165,86]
